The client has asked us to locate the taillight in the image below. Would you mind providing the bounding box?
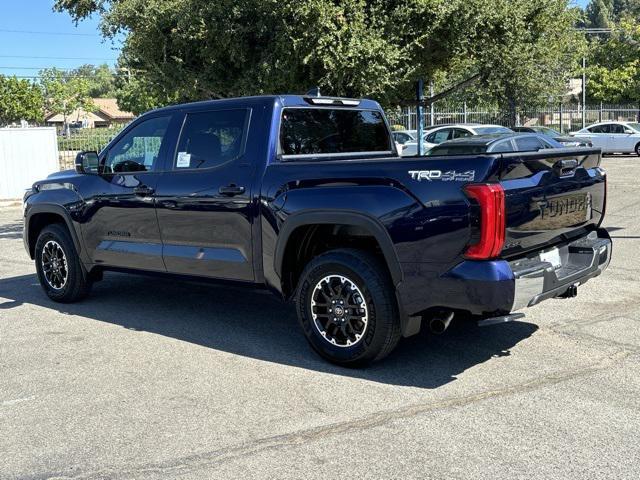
[464,183,505,260]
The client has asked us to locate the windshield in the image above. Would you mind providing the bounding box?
[473,126,513,135]
[627,123,640,132]
[426,145,488,156]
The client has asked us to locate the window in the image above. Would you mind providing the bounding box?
[453,128,473,139]
[473,126,513,135]
[427,129,452,144]
[515,136,545,152]
[491,140,515,153]
[393,132,413,144]
[426,145,488,156]
[174,109,248,170]
[105,116,170,173]
[589,125,608,133]
[610,124,625,134]
[280,108,391,157]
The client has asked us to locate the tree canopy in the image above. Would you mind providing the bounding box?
[54,0,584,117]
[40,68,95,135]
[0,76,44,126]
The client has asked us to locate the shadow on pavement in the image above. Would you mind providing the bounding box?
[0,272,538,389]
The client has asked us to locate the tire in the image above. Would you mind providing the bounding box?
[296,249,401,367]
[635,142,640,157]
[34,223,92,303]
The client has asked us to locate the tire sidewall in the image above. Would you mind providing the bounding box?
[35,226,78,301]
[297,259,385,365]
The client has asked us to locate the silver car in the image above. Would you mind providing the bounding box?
[571,121,640,155]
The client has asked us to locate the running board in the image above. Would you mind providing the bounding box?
[477,313,525,327]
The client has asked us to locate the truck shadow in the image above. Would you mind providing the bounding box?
[0,272,538,389]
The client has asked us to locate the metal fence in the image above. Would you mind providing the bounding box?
[388,103,640,134]
[57,125,128,170]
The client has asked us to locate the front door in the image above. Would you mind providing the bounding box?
[154,108,256,281]
[608,123,635,153]
[81,114,174,271]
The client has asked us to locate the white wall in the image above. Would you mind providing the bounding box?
[0,127,59,199]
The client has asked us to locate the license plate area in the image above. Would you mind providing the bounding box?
[539,247,561,270]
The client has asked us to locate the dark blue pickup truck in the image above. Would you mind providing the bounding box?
[23,95,611,365]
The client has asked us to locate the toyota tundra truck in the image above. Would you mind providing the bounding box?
[22,95,611,366]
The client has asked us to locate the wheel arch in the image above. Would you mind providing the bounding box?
[26,204,82,260]
[274,210,403,295]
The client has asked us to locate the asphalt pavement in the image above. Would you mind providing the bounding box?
[1,155,639,479]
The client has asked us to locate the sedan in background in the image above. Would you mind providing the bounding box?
[392,130,416,145]
[401,124,513,156]
[425,133,567,156]
[571,121,640,155]
[512,126,592,147]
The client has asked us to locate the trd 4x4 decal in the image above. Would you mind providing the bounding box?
[408,170,475,182]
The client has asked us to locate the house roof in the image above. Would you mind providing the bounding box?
[45,98,135,123]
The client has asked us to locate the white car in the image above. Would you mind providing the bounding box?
[571,121,640,155]
[401,124,513,156]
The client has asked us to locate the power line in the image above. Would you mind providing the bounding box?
[0,55,117,61]
[0,28,99,37]
[0,66,120,71]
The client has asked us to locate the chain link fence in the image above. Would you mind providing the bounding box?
[388,103,640,134]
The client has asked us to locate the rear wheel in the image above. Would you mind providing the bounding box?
[296,249,400,366]
[635,142,640,156]
[35,224,91,303]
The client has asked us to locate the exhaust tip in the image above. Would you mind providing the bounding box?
[428,311,454,335]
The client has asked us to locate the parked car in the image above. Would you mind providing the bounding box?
[23,94,611,366]
[402,124,513,156]
[512,126,592,147]
[392,130,416,145]
[426,133,565,156]
[570,121,640,155]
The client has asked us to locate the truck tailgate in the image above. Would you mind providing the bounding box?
[498,148,606,258]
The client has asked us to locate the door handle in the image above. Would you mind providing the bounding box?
[134,185,155,196]
[219,185,245,196]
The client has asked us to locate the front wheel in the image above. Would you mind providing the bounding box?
[635,142,640,157]
[35,224,92,303]
[296,249,401,366]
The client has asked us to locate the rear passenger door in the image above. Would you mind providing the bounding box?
[153,108,256,281]
[587,125,609,151]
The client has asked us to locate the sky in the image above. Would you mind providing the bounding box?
[0,0,120,79]
[0,0,591,81]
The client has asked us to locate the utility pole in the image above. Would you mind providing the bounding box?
[416,79,425,156]
[582,57,586,129]
[429,80,435,127]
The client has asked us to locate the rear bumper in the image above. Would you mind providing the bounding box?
[510,228,611,311]
[398,228,612,320]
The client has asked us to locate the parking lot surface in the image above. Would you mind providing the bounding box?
[1,156,639,479]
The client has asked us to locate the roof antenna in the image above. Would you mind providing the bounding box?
[306,87,321,97]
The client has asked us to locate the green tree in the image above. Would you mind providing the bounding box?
[40,68,95,137]
[54,0,584,123]
[587,18,640,103]
[71,63,117,97]
[0,76,44,126]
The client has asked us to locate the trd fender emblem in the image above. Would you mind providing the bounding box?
[408,170,475,182]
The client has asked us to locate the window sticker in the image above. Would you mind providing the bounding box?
[176,152,191,168]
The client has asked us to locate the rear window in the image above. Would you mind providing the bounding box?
[426,145,488,156]
[280,108,391,158]
[473,126,513,135]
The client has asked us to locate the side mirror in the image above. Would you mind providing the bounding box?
[624,128,635,134]
[75,151,99,174]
